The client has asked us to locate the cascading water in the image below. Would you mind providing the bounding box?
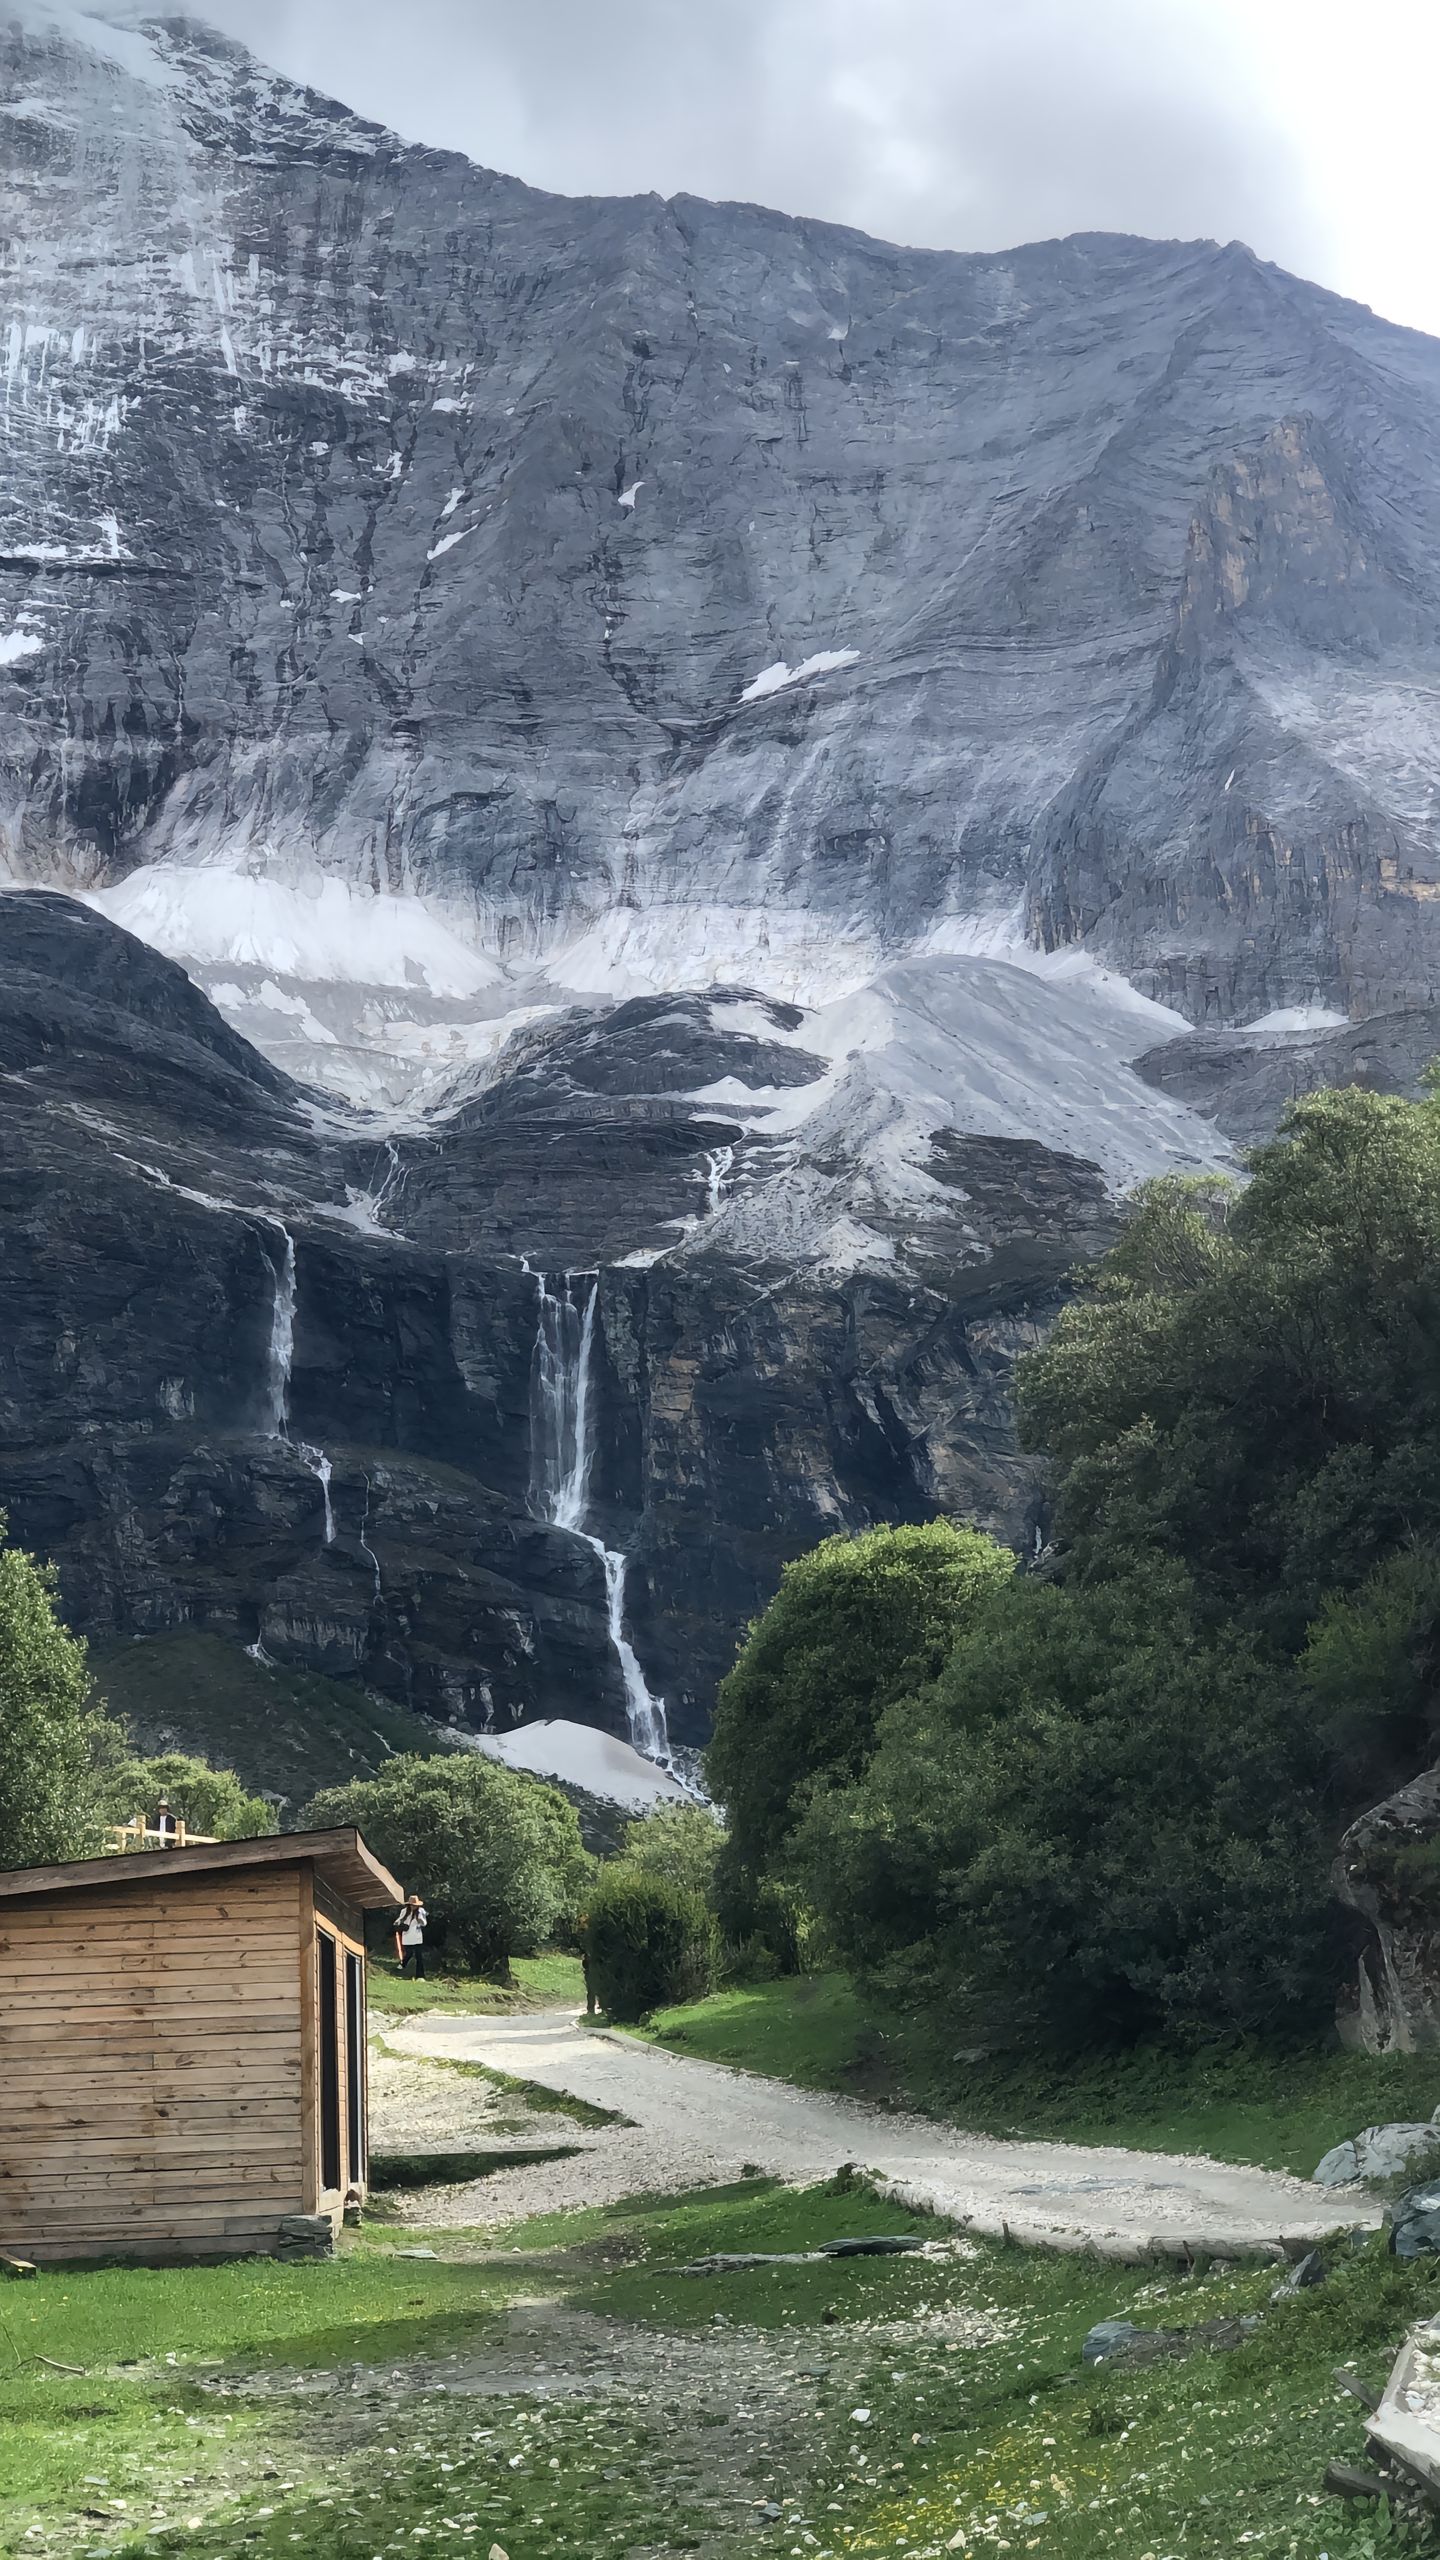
[358,1475,384,1601]
[258,1227,296,1436]
[258,1223,335,1546]
[702,1145,735,1216]
[529,1268,672,1765]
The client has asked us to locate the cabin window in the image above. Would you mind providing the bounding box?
[345,1949,365,2188]
[317,1930,342,2194]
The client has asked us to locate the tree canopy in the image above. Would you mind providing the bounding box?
[100,1749,272,1843]
[1021,1089,1440,1667]
[306,1752,591,1976]
[744,1088,1440,2055]
[0,1516,119,1869]
[618,1800,724,1906]
[798,1559,1336,2051]
[706,1520,1015,1897]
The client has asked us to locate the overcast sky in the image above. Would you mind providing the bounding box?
[203,0,1440,341]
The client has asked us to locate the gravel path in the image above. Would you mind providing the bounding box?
[384,2009,1380,2254]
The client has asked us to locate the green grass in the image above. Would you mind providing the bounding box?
[1,2187,1432,2560]
[641,1971,871,2086]
[642,1972,1440,2175]
[91,1632,448,1809]
[366,1950,586,2020]
[910,2036,1440,2178]
[0,2246,520,2531]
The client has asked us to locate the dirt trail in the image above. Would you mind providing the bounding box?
[385,2009,1379,2252]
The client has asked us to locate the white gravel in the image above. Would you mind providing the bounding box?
[383,2009,1382,2253]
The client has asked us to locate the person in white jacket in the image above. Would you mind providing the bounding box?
[393,1893,428,1978]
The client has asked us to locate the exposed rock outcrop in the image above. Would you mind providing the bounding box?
[1336,1766,1440,2053]
[6,8,1440,1102]
[0,892,1134,1744]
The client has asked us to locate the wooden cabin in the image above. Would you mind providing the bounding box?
[0,1828,404,2264]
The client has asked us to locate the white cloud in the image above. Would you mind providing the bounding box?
[195,0,1440,336]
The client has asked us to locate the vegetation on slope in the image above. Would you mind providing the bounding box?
[91,1631,447,1811]
[0,2181,1428,2560]
[709,1086,1440,2065]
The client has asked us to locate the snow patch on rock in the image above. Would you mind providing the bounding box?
[86,866,506,999]
[739,648,861,703]
[1242,1002,1350,1035]
[465,1717,689,1811]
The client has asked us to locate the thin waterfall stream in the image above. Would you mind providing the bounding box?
[258,1224,335,1545]
[702,1145,735,1216]
[528,1268,672,1764]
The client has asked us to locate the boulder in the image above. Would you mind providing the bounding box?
[1271,2249,1328,2298]
[1314,2124,1440,2186]
[273,2212,335,2263]
[1082,2320,1165,2366]
[1386,2182,1440,2259]
[1082,2312,1260,2368]
[1335,1765,1440,2052]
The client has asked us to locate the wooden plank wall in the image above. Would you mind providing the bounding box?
[0,1866,307,2261]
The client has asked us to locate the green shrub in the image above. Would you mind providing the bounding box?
[707,1520,1015,1900]
[584,1868,719,2024]
[100,1749,272,1841]
[306,1753,592,1977]
[797,1558,1336,2053]
[618,1800,724,1904]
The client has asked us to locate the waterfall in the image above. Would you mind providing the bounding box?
[529,1268,672,1765]
[703,1145,735,1216]
[589,1538,669,1761]
[358,1474,383,1600]
[531,1272,597,1532]
[258,1223,335,1546]
[309,1450,336,1545]
[258,1227,296,1437]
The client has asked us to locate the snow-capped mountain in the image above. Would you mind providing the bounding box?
[4,0,1440,1770]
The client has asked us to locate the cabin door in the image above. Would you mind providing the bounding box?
[316,1929,342,2195]
[308,1892,369,2211]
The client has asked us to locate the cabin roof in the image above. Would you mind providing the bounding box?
[0,1826,404,1909]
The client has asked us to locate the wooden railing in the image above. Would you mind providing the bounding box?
[106,1819,220,1853]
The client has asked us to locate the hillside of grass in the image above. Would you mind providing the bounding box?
[641,1972,1440,2176]
[90,1631,451,1811]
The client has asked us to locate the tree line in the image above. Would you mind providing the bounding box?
[6,1080,1440,2050]
[710,1084,1440,2054]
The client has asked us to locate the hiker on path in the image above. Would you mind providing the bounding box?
[394,1891,428,1978]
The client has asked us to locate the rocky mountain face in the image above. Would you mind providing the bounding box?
[0,888,1135,1746]
[4,1,1440,1768]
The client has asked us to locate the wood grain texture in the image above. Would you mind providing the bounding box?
[0,1860,322,2261]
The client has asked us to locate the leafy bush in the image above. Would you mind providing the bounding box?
[0,1516,122,1869]
[618,1800,724,1904]
[707,1521,1015,1907]
[100,1749,272,1842]
[1019,1089,1440,1687]
[797,1559,1337,2052]
[583,1868,719,2023]
[306,1753,592,1976]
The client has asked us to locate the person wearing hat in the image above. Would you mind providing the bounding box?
[393,1892,428,1978]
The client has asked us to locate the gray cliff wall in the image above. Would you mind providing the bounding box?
[4,13,1440,1026]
